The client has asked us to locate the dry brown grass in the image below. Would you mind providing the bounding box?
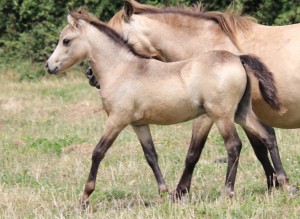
[0,69,299,218]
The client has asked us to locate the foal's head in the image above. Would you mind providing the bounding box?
[46,11,91,74]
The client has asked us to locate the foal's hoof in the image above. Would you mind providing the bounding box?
[225,187,234,198]
[170,189,188,202]
[80,199,90,211]
[287,185,298,197]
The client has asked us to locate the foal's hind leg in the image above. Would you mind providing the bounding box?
[172,115,213,200]
[235,112,291,191]
[132,125,168,194]
[215,118,243,196]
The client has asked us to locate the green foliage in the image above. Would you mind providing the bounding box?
[0,0,299,67]
[13,61,46,81]
[25,134,83,155]
[239,0,300,25]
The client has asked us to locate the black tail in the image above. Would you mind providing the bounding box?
[239,55,281,111]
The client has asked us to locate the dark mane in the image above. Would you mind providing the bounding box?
[110,0,255,50]
[69,8,149,59]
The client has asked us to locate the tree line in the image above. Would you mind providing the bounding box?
[0,0,299,63]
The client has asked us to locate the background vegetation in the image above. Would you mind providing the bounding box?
[0,0,299,67]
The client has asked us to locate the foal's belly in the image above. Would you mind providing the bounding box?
[131,100,206,126]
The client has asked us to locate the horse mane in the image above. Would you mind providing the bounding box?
[109,0,256,50]
[69,8,149,59]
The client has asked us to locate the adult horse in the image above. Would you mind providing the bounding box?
[46,9,283,206]
[87,0,298,198]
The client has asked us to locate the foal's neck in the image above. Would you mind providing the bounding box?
[87,26,140,83]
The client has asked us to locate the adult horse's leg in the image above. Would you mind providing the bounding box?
[235,112,292,192]
[132,125,168,194]
[172,115,213,200]
[215,118,243,196]
[81,117,126,208]
[243,129,279,189]
[173,115,278,200]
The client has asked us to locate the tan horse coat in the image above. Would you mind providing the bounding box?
[109,0,300,128]
[46,9,289,206]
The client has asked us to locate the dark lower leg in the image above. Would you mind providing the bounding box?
[257,124,289,186]
[217,123,242,197]
[132,125,167,194]
[174,116,213,199]
[140,139,168,193]
[243,129,279,189]
[225,143,242,196]
[240,115,291,192]
[81,137,116,207]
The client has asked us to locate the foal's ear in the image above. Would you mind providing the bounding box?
[123,0,134,22]
[67,14,77,27]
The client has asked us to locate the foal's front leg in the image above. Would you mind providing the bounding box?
[81,117,126,208]
[132,125,168,194]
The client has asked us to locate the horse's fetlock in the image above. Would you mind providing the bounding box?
[159,184,168,193]
[225,183,234,197]
[276,174,289,185]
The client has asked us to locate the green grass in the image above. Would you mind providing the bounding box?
[0,65,299,218]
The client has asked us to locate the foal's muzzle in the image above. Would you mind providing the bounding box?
[45,62,59,74]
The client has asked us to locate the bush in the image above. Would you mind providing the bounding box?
[0,0,299,70]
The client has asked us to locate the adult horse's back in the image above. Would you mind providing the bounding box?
[109,0,300,129]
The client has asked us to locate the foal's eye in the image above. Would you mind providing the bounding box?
[63,39,71,46]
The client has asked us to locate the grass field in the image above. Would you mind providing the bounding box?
[0,66,299,218]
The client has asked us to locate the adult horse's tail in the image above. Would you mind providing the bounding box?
[239,55,281,111]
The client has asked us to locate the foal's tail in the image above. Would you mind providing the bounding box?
[239,55,281,111]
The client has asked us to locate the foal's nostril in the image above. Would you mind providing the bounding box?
[45,62,49,69]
